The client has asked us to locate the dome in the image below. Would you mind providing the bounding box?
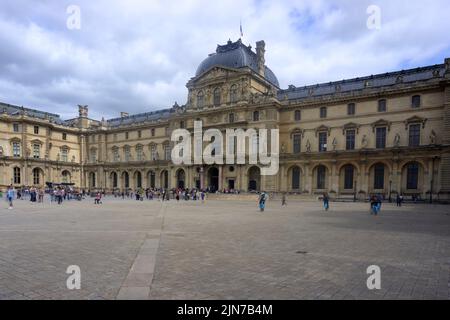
[195,39,280,87]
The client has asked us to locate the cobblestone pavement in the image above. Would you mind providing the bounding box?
[0,196,449,299]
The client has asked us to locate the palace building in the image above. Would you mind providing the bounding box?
[1,39,450,200]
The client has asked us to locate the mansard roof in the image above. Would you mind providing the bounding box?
[0,102,70,126]
[278,63,446,101]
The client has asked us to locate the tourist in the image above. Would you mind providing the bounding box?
[259,191,267,212]
[7,185,15,210]
[94,192,102,204]
[38,188,44,203]
[201,191,205,203]
[281,193,287,206]
[322,193,329,211]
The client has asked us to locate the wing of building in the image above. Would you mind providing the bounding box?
[1,39,450,201]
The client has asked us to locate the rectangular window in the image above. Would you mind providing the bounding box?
[13,167,21,184]
[378,99,387,112]
[407,163,419,189]
[125,132,129,140]
[13,142,20,157]
[412,95,421,108]
[376,127,387,149]
[124,148,130,161]
[409,124,420,147]
[62,133,67,140]
[346,130,355,150]
[13,123,19,132]
[151,145,157,160]
[90,150,97,163]
[151,129,155,137]
[347,103,355,115]
[33,144,40,158]
[138,130,142,138]
[294,110,301,121]
[319,132,327,152]
[113,149,119,162]
[293,134,301,154]
[136,147,143,161]
[34,126,39,134]
[344,166,354,190]
[164,145,171,160]
[61,149,68,162]
[320,107,327,119]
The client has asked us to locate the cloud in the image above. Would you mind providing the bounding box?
[0,0,449,119]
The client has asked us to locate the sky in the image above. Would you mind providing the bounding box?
[0,0,449,120]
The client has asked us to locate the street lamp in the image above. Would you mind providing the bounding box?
[353,180,357,202]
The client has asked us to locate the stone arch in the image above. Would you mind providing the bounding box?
[338,163,357,192]
[286,165,303,191]
[61,170,72,184]
[147,170,156,188]
[110,171,118,189]
[400,161,425,194]
[134,171,142,189]
[368,162,390,194]
[121,171,130,190]
[160,170,169,189]
[176,168,186,189]
[247,166,261,191]
[311,164,329,191]
[31,167,44,186]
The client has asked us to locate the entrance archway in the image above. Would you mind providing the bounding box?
[248,166,260,191]
[160,170,169,189]
[176,169,185,189]
[208,167,219,192]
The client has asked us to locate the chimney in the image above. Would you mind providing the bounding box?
[445,58,450,78]
[256,40,266,76]
[120,112,129,118]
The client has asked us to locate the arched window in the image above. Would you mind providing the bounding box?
[294,110,301,121]
[374,163,385,189]
[230,84,238,103]
[197,91,204,108]
[89,172,96,188]
[111,172,118,188]
[62,171,71,183]
[13,167,21,184]
[33,168,41,185]
[292,167,300,190]
[407,162,419,190]
[149,171,156,188]
[343,165,354,190]
[135,172,142,188]
[317,166,326,189]
[253,111,260,122]
[123,172,129,189]
[124,146,131,161]
[213,87,221,106]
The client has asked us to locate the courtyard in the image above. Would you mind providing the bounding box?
[0,196,449,300]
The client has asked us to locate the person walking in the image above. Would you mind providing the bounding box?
[281,193,287,206]
[94,192,102,204]
[259,191,267,212]
[7,185,15,210]
[322,193,330,211]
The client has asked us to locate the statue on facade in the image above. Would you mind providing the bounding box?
[0,146,3,157]
[332,137,338,151]
[280,143,285,154]
[361,135,368,148]
[78,105,88,117]
[394,133,401,147]
[306,140,311,153]
[430,130,437,145]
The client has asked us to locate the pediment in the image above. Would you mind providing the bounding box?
[404,116,427,129]
[342,122,360,134]
[192,66,243,84]
[371,119,391,132]
[315,125,331,136]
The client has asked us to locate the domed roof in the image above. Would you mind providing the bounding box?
[195,39,279,87]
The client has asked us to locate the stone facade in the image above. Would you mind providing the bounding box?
[1,39,450,200]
